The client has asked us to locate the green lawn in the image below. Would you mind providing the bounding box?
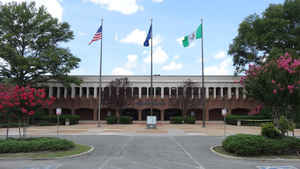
[0,144,92,159]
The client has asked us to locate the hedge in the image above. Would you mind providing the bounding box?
[225,115,270,126]
[0,137,75,153]
[40,114,80,125]
[184,116,196,124]
[119,116,133,124]
[170,116,184,124]
[222,134,300,156]
[106,116,118,124]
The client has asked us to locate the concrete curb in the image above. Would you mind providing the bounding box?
[0,145,94,161]
[210,145,300,162]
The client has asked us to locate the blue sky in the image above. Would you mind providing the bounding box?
[2,0,284,75]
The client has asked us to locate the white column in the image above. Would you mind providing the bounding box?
[132,88,134,97]
[154,87,156,97]
[228,87,232,99]
[146,87,149,98]
[139,87,142,98]
[169,88,171,98]
[57,87,60,99]
[236,87,239,99]
[206,87,209,99]
[94,87,97,98]
[49,87,53,98]
[71,87,75,98]
[64,87,67,98]
[191,87,194,99]
[221,87,223,98]
[213,87,216,99]
[79,87,82,98]
[161,88,164,98]
[87,87,90,98]
[243,88,246,99]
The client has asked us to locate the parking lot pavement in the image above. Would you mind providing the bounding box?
[0,135,299,169]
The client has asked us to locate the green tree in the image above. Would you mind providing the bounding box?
[0,2,81,86]
[229,0,300,73]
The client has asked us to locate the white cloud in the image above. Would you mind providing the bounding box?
[0,0,63,21]
[174,55,180,60]
[205,58,233,75]
[144,46,168,64]
[125,54,137,69]
[120,28,162,47]
[112,67,133,75]
[152,0,163,3]
[214,51,226,59]
[162,61,182,71]
[112,54,137,75]
[85,0,143,15]
[114,33,119,41]
[120,29,146,45]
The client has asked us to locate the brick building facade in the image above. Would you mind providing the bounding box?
[45,75,257,122]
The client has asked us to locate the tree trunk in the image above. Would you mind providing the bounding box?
[6,112,9,139]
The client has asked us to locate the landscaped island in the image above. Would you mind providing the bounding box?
[0,137,92,159]
[214,121,300,158]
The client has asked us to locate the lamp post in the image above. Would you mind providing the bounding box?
[222,108,227,138]
[56,108,62,136]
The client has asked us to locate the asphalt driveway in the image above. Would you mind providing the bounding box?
[0,135,299,169]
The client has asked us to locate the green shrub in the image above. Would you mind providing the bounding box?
[119,116,132,124]
[0,137,75,153]
[0,123,28,128]
[222,134,300,156]
[184,116,196,124]
[38,114,80,125]
[225,115,270,126]
[61,114,80,125]
[170,116,184,124]
[261,122,281,138]
[106,116,118,124]
[278,116,295,135]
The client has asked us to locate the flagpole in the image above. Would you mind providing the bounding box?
[201,18,206,128]
[150,18,153,117]
[98,18,103,127]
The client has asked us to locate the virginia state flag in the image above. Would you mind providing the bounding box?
[144,24,152,47]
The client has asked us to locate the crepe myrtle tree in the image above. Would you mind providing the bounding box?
[0,85,55,139]
[240,53,300,125]
[0,2,81,87]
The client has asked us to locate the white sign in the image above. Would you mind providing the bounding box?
[56,108,62,115]
[222,109,227,116]
[147,116,157,125]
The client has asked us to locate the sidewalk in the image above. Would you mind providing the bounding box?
[1,123,300,136]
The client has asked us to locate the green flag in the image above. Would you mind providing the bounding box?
[182,24,202,47]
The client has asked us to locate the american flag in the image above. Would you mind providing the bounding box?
[89,25,102,45]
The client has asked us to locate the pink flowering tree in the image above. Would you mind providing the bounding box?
[0,85,55,139]
[241,53,300,124]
